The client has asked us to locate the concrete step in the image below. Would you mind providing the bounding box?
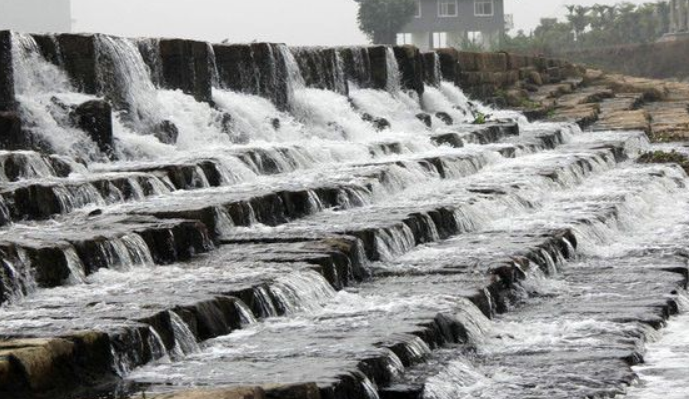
[121,162,685,399]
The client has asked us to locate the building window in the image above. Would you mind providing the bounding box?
[433,32,448,48]
[468,31,483,44]
[438,0,458,17]
[474,0,494,16]
[415,0,422,18]
[397,33,413,45]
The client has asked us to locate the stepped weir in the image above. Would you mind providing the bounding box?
[0,30,689,399]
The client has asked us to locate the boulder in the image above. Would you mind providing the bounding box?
[0,31,15,112]
[159,39,213,103]
[416,113,432,128]
[435,112,453,125]
[71,100,115,158]
[527,70,543,86]
[271,118,281,131]
[218,112,233,131]
[149,120,179,145]
[362,113,390,131]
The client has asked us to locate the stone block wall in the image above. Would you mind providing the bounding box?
[436,48,582,99]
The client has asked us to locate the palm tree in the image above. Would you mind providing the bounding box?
[565,4,591,42]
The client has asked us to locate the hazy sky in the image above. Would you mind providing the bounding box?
[71,0,662,45]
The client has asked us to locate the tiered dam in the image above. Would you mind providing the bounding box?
[0,30,689,399]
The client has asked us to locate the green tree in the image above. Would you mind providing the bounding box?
[565,5,591,41]
[501,1,667,55]
[356,0,417,45]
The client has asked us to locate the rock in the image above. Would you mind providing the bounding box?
[159,39,213,103]
[362,113,390,131]
[379,385,424,399]
[422,52,441,87]
[265,383,321,399]
[148,387,267,399]
[416,113,432,128]
[220,113,233,134]
[368,46,391,91]
[56,34,98,94]
[435,112,453,125]
[213,44,259,94]
[436,48,460,84]
[250,43,291,110]
[431,132,464,148]
[50,96,73,113]
[49,156,79,178]
[31,35,61,66]
[0,338,75,392]
[293,48,348,95]
[149,120,179,145]
[25,246,72,287]
[338,47,373,89]
[271,118,281,131]
[393,45,425,97]
[0,111,25,150]
[71,100,115,158]
[65,331,114,380]
[0,31,16,112]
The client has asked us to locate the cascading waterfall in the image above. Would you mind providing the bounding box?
[11,33,100,159]
[425,52,442,87]
[95,35,163,131]
[269,270,337,314]
[169,311,201,357]
[0,248,34,304]
[0,30,622,399]
[384,48,402,94]
[438,81,482,119]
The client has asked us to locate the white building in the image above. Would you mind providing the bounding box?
[0,0,72,33]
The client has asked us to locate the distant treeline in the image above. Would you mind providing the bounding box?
[501,2,671,56]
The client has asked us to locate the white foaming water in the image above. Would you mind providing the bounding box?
[168,310,201,358]
[423,358,493,399]
[212,89,303,142]
[95,35,162,130]
[426,52,442,85]
[422,85,473,124]
[291,87,378,141]
[155,89,231,149]
[626,295,689,399]
[438,81,481,117]
[350,88,429,134]
[269,270,336,314]
[11,33,100,159]
[384,47,402,93]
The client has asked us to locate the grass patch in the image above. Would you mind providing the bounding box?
[637,150,689,174]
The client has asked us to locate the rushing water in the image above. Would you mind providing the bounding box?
[626,296,689,399]
[3,30,689,399]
